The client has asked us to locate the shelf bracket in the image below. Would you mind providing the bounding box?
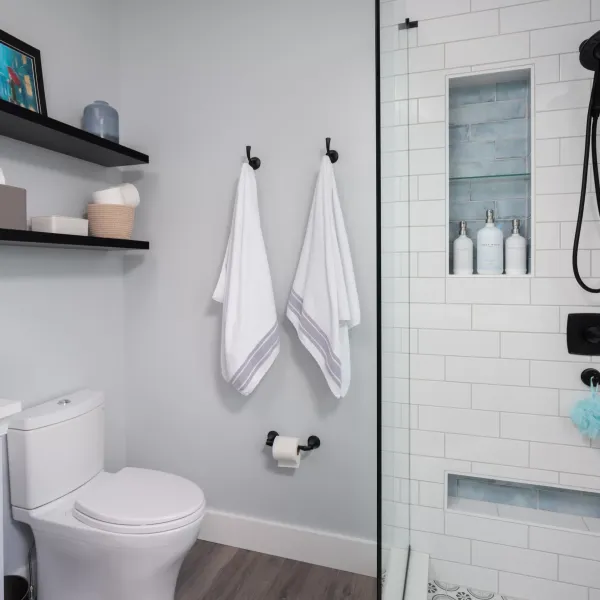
[398,18,418,30]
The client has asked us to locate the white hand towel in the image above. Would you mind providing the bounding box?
[287,156,360,398]
[213,163,280,395]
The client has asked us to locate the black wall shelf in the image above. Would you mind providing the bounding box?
[0,229,149,250]
[0,100,149,167]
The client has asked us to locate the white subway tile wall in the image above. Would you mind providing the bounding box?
[445,512,529,546]
[472,541,558,579]
[381,0,600,595]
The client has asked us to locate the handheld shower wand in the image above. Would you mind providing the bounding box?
[574,32,600,292]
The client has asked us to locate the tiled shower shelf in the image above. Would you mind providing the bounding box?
[449,172,531,182]
[448,68,532,277]
[447,496,600,534]
[448,473,600,535]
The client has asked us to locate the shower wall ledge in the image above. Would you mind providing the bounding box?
[447,496,600,536]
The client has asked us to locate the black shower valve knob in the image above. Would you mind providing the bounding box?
[585,326,600,344]
[567,314,600,355]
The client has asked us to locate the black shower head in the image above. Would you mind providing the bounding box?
[580,31,600,71]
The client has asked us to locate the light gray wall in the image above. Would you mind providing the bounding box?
[119,0,377,538]
[2,0,126,575]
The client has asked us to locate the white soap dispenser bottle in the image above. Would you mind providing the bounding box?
[453,221,473,275]
[477,209,504,275]
[505,218,527,275]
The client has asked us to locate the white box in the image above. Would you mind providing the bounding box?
[31,216,89,236]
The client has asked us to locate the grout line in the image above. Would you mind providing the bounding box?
[537,106,590,114]
[498,3,501,33]
[414,13,585,49]
[411,424,592,449]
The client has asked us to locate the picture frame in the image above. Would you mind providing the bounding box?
[0,29,47,116]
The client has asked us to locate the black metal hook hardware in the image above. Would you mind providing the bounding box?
[398,18,419,30]
[582,368,600,387]
[325,138,339,164]
[266,430,321,454]
[246,146,261,170]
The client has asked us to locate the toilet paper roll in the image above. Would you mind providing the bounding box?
[272,436,300,469]
[120,183,140,208]
[92,186,126,205]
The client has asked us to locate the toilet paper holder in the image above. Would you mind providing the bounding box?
[266,431,321,454]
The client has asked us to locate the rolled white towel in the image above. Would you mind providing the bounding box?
[92,186,126,205]
[92,183,140,207]
[120,183,140,207]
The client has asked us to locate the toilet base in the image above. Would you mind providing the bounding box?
[32,518,202,600]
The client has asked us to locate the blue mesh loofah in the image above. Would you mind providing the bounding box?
[571,384,600,439]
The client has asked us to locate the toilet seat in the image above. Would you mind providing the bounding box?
[73,467,206,535]
[74,504,205,534]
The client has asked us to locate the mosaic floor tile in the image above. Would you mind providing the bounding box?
[428,580,520,600]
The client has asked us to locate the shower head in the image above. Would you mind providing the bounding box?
[580,31,600,71]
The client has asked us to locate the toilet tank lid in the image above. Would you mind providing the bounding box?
[9,389,104,431]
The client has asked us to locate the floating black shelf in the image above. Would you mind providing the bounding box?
[0,100,149,167]
[0,228,149,250]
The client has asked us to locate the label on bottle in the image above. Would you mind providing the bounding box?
[454,249,472,273]
[478,241,503,273]
[505,237,527,275]
[453,235,473,275]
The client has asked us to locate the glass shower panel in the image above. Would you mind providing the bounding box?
[379,3,411,598]
[405,13,445,596]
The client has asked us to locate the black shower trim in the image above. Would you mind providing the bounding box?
[398,18,419,30]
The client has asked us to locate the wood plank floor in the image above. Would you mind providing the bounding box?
[176,540,378,600]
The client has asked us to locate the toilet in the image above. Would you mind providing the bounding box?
[7,389,206,600]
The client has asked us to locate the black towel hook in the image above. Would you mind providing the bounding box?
[246,146,261,170]
[325,137,339,164]
[582,368,600,387]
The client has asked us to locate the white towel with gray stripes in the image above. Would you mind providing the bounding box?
[287,156,360,398]
[213,163,280,395]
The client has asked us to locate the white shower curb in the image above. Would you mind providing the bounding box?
[404,551,429,600]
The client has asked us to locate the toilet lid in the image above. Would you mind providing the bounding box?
[74,468,206,528]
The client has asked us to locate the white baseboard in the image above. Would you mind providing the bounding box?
[198,509,376,577]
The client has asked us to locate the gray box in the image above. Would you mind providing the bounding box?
[0,184,27,230]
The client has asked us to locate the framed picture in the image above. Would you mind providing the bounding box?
[0,29,46,116]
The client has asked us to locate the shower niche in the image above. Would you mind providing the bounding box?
[448,67,533,276]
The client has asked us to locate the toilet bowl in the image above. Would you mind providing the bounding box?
[7,390,206,600]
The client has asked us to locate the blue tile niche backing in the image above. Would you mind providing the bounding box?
[449,78,531,273]
[448,474,600,519]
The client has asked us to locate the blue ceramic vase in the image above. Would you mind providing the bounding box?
[82,101,119,143]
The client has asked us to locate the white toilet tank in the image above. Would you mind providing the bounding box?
[8,389,105,510]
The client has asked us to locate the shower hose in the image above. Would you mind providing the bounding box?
[574,69,600,292]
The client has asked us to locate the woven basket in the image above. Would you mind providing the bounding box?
[88,204,135,239]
